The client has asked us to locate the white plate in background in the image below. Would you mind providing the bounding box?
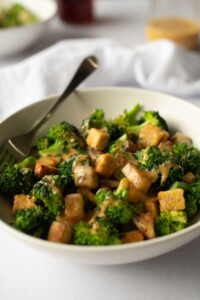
[0,0,57,57]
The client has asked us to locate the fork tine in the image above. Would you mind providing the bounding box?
[0,148,7,162]
[0,149,15,170]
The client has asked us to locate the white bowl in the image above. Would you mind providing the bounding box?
[0,87,200,265]
[0,0,57,57]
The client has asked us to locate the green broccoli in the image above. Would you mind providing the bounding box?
[12,206,54,238]
[108,134,128,156]
[96,188,136,224]
[0,157,37,196]
[113,103,141,127]
[37,136,52,151]
[171,179,200,219]
[33,175,63,216]
[39,140,67,156]
[173,143,200,174]
[46,121,85,151]
[155,210,187,236]
[137,146,171,170]
[57,154,88,185]
[81,108,126,142]
[161,167,184,190]
[136,146,183,190]
[106,201,136,225]
[73,217,121,246]
[127,111,169,135]
[106,123,125,141]
[81,109,106,138]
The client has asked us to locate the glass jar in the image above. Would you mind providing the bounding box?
[57,0,94,24]
[146,0,200,50]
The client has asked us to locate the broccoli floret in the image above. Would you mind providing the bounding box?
[17,156,36,169]
[137,146,171,170]
[47,122,76,140]
[161,167,183,190]
[46,121,85,150]
[151,167,183,191]
[106,123,125,141]
[33,175,63,216]
[0,157,37,196]
[12,206,54,238]
[108,134,128,156]
[113,103,141,127]
[81,108,126,141]
[155,210,187,236]
[136,146,183,190]
[173,143,200,174]
[39,140,67,156]
[57,154,78,185]
[127,111,169,135]
[96,188,136,224]
[106,201,136,224]
[96,187,113,208]
[81,109,106,138]
[37,136,52,151]
[171,179,200,219]
[73,217,121,246]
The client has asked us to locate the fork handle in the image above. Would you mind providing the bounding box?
[30,56,98,135]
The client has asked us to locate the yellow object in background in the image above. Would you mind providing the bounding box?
[147,17,199,50]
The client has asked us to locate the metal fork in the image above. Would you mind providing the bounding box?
[0,56,99,169]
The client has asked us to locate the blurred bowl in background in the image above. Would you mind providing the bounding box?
[0,0,57,58]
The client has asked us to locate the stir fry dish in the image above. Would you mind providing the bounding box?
[0,3,38,28]
[1,104,200,246]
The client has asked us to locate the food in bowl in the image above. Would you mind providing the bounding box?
[0,3,38,28]
[1,103,200,246]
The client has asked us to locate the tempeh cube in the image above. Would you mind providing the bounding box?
[158,140,174,152]
[122,230,144,244]
[183,172,195,183]
[139,124,169,147]
[34,162,57,179]
[86,128,110,151]
[122,163,152,193]
[13,194,35,213]
[74,166,99,189]
[64,193,84,224]
[158,189,185,212]
[171,132,192,146]
[48,221,72,243]
[133,212,155,239]
[128,183,147,203]
[144,197,159,218]
[95,153,116,178]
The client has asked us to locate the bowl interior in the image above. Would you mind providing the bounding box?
[0,0,57,22]
[0,87,200,263]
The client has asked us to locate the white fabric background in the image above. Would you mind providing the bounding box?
[1,39,200,121]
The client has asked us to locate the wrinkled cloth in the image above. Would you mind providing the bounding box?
[0,38,200,121]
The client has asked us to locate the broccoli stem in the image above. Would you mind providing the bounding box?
[126,103,141,124]
[126,124,142,135]
[170,181,188,190]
